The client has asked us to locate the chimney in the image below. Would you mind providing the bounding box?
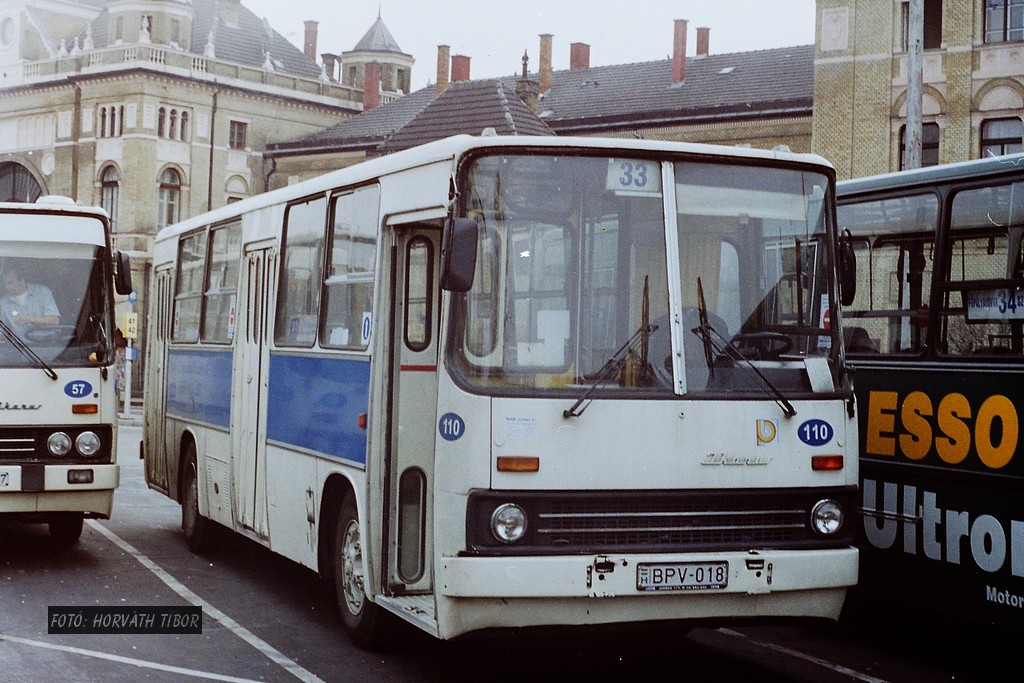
[303,21,318,62]
[321,53,337,81]
[672,19,688,84]
[436,45,450,94]
[363,61,381,111]
[451,54,471,82]
[696,27,710,56]
[539,33,553,93]
[569,42,590,70]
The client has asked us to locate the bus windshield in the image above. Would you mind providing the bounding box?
[0,245,113,367]
[450,153,838,397]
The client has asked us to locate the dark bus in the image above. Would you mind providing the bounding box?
[837,153,1024,626]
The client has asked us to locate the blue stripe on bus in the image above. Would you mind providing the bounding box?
[267,354,371,465]
[166,349,232,429]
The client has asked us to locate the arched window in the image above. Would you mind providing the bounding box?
[100,166,120,232]
[180,111,190,142]
[158,107,167,138]
[0,162,43,203]
[157,168,182,230]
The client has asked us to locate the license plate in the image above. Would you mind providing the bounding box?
[637,562,728,591]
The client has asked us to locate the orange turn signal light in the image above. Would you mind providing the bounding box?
[358,413,368,430]
[497,456,540,472]
[72,404,99,415]
[812,455,844,471]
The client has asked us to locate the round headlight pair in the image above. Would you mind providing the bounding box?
[47,431,101,457]
[490,503,527,543]
[811,499,844,535]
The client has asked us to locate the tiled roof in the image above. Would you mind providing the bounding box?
[349,16,405,55]
[535,45,814,133]
[267,44,813,157]
[267,87,437,155]
[382,79,553,152]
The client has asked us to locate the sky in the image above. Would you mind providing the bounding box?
[242,0,818,92]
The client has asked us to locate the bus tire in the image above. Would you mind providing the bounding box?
[49,512,83,547]
[181,447,215,553]
[334,495,385,649]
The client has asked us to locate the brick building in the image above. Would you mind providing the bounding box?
[814,0,1024,179]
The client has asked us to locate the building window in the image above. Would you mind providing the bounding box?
[158,168,182,230]
[902,0,943,51]
[899,122,941,169]
[985,0,1024,43]
[114,17,123,43]
[158,106,190,141]
[0,162,42,203]
[98,105,124,138]
[229,121,247,150]
[982,118,1024,157]
[100,166,119,232]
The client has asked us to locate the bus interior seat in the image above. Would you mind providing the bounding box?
[843,326,878,354]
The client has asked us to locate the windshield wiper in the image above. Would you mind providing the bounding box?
[563,323,656,418]
[0,318,59,380]
[693,277,796,418]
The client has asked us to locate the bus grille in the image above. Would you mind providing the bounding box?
[466,488,857,554]
[0,430,38,461]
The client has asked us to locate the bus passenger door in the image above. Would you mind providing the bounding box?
[232,244,275,537]
[386,226,440,594]
[145,267,173,493]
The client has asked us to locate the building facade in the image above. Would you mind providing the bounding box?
[0,0,385,395]
[814,0,1024,180]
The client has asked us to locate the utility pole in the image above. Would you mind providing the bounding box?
[904,0,924,170]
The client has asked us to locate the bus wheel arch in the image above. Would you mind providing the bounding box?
[332,490,387,649]
[179,435,216,553]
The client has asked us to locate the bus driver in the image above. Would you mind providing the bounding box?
[0,266,60,334]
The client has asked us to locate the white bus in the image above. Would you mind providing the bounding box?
[143,134,859,646]
[0,197,132,546]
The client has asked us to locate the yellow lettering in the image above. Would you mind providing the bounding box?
[899,391,932,460]
[976,395,1018,469]
[866,391,897,457]
[936,393,971,465]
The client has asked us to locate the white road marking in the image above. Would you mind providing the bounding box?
[0,634,262,683]
[717,628,890,683]
[87,520,325,683]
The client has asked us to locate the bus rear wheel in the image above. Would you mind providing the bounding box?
[181,448,215,553]
[49,512,83,547]
[334,496,385,649]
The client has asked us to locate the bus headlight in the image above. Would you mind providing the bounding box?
[47,432,73,456]
[75,431,101,457]
[490,503,527,543]
[810,499,843,535]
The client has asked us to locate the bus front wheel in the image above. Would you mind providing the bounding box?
[334,496,385,648]
[181,448,215,553]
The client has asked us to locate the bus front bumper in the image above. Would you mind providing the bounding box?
[0,463,118,516]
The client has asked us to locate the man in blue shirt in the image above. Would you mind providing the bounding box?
[0,266,60,334]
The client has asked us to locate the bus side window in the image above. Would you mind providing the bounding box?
[201,221,241,343]
[172,230,207,343]
[275,196,327,346]
[321,186,380,351]
[942,182,1024,356]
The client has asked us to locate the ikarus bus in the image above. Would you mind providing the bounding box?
[143,134,859,646]
[0,196,133,546]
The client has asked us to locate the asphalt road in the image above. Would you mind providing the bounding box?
[0,424,1012,682]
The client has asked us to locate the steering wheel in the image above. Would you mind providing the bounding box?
[24,325,77,344]
[728,331,793,360]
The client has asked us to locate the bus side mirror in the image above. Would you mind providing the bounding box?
[839,228,856,306]
[440,217,478,292]
[115,251,134,296]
